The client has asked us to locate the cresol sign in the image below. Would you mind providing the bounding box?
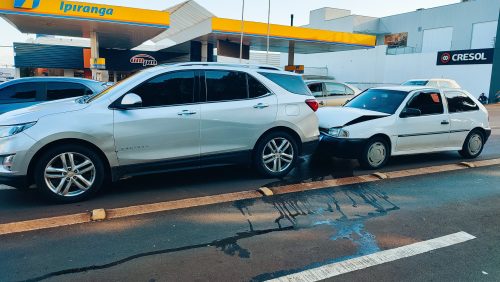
[437,48,494,66]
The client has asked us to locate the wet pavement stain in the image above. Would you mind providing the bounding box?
[23,184,399,282]
[241,184,400,281]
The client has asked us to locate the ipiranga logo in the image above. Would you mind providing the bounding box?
[14,0,41,9]
[59,1,114,17]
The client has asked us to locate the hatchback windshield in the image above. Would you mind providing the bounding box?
[344,89,409,114]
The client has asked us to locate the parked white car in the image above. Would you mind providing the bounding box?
[305,80,361,107]
[317,86,491,169]
[402,79,461,89]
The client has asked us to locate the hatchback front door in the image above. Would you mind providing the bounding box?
[113,70,201,167]
[395,91,450,152]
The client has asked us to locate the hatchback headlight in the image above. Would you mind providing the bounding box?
[328,127,350,138]
[0,122,36,138]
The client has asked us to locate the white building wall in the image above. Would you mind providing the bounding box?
[284,45,492,97]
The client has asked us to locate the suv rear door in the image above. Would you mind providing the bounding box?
[199,70,277,162]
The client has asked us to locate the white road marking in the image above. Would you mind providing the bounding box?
[267,231,476,282]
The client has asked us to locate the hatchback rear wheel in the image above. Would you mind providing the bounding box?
[459,129,484,159]
[34,144,105,203]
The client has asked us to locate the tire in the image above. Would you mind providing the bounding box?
[34,144,106,203]
[459,129,484,159]
[358,137,390,170]
[254,131,299,178]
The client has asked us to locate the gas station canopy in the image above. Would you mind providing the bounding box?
[0,0,170,49]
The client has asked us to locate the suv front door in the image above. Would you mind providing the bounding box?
[395,90,450,152]
[113,70,201,167]
[200,70,278,162]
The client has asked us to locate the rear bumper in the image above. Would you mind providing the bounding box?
[0,174,28,189]
[318,133,367,159]
[485,129,492,143]
[301,139,320,156]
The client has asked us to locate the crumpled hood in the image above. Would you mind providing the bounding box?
[0,98,89,125]
[317,107,389,128]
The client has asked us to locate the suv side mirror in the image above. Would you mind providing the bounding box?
[400,108,421,118]
[119,93,142,109]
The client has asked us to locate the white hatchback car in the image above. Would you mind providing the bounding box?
[317,86,491,169]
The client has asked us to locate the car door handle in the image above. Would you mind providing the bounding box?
[253,103,269,109]
[441,120,450,125]
[319,101,325,106]
[177,110,197,116]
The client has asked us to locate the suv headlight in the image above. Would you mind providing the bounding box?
[0,122,36,138]
[328,127,350,138]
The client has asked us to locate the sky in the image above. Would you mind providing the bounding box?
[0,0,459,67]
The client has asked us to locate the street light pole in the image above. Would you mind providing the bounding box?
[266,0,271,64]
[239,0,245,63]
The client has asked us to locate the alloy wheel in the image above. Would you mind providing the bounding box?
[262,137,295,173]
[44,152,96,197]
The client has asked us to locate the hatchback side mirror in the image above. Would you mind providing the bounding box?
[400,108,421,118]
[119,93,142,109]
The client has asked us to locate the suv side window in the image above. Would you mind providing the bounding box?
[132,71,195,107]
[46,82,93,101]
[0,83,38,104]
[259,72,311,96]
[248,74,270,98]
[325,82,347,96]
[445,91,479,113]
[307,83,323,97]
[205,70,247,102]
[407,91,444,115]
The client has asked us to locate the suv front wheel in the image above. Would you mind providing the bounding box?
[34,144,106,203]
[254,131,298,178]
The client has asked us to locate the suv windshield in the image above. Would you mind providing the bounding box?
[345,89,409,114]
[85,73,139,103]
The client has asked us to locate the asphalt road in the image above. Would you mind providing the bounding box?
[0,104,499,224]
[1,163,499,282]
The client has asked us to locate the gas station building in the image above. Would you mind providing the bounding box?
[0,0,376,82]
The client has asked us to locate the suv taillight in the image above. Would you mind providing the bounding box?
[305,99,319,112]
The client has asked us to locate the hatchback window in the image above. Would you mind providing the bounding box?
[259,72,311,96]
[445,91,479,113]
[345,89,408,114]
[248,74,270,98]
[205,71,247,102]
[132,71,195,107]
[0,83,38,103]
[407,91,444,115]
[46,82,93,101]
[325,82,346,96]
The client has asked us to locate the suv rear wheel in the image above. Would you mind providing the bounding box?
[254,131,298,178]
[34,144,105,203]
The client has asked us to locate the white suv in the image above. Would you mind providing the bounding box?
[0,63,319,202]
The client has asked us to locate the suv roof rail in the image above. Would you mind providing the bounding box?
[166,62,282,71]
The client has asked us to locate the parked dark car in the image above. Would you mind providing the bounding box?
[0,77,107,114]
